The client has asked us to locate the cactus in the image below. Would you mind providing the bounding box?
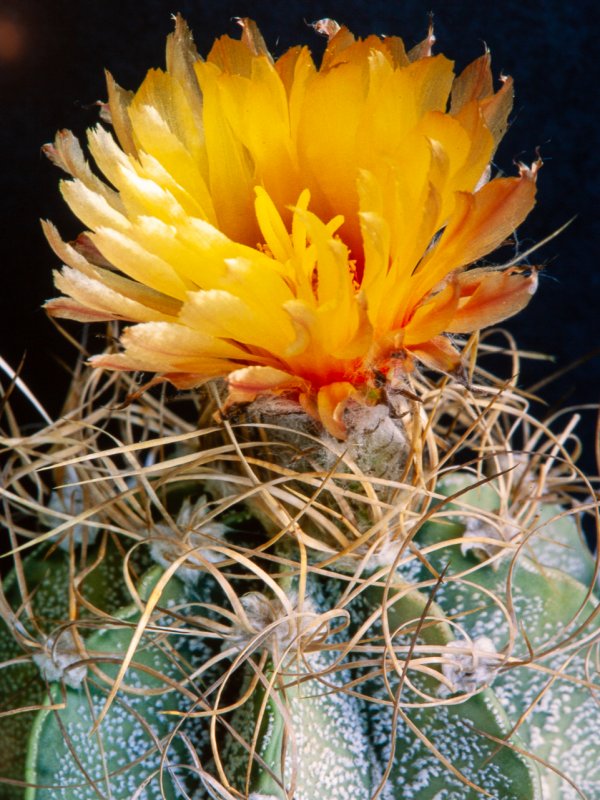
[2,349,597,799]
[1,14,598,800]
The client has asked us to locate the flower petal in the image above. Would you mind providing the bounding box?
[92,322,248,377]
[44,18,541,438]
[316,382,356,440]
[226,366,307,406]
[105,71,136,155]
[408,336,462,373]
[446,266,539,333]
[180,288,296,354]
[49,267,178,323]
[403,281,461,346]
[405,161,540,309]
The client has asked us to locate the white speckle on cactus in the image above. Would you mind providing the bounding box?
[149,496,229,583]
[441,636,501,694]
[423,485,600,799]
[335,531,425,573]
[494,645,600,799]
[39,466,99,549]
[459,515,520,564]
[230,590,320,659]
[33,631,204,798]
[32,629,87,688]
[224,643,374,799]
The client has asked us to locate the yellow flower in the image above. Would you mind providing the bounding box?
[44,17,539,438]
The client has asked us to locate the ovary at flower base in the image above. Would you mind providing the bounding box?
[44,16,540,439]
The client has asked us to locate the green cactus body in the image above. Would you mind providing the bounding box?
[4,464,598,800]
[223,655,374,800]
[412,473,600,799]
[332,574,540,799]
[0,613,43,799]
[25,624,185,800]
[0,540,149,798]
[21,565,225,799]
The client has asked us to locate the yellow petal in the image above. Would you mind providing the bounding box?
[94,322,249,376]
[207,33,256,76]
[480,76,514,148]
[44,130,124,213]
[50,267,177,323]
[45,298,122,323]
[316,382,356,440]
[180,289,296,355]
[450,52,494,113]
[90,227,191,299]
[105,71,136,155]
[408,336,462,373]
[405,162,539,309]
[165,15,204,129]
[42,220,181,316]
[403,282,460,346]
[446,266,539,333]
[226,366,307,406]
[60,179,130,233]
[127,100,212,214]
[254,186,295,264]
[194,61,258,245]
[87,124,215,224]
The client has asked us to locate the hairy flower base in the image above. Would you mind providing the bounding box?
[44,17,540,437]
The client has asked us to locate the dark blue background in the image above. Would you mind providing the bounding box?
[1,0,598,470]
